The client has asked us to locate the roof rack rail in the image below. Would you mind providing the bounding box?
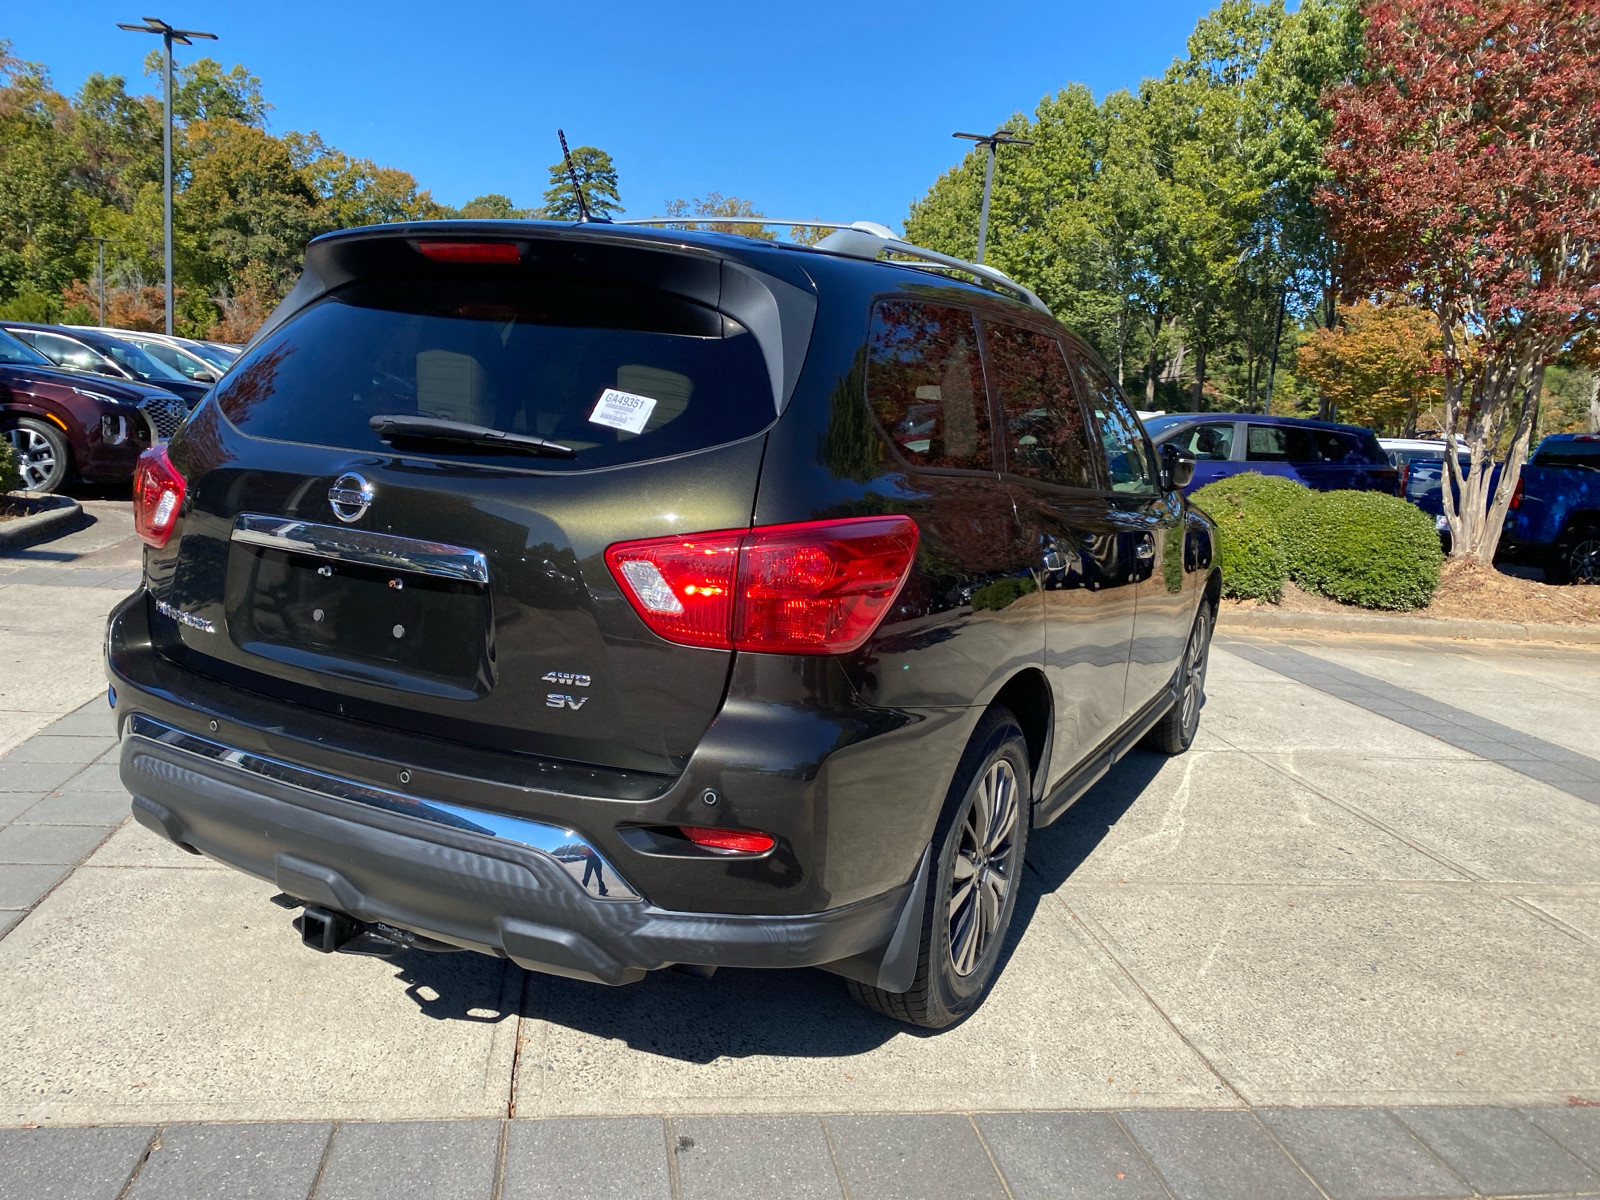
[615,217,1051,316]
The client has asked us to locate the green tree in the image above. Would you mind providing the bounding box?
[664,193,775,238]
[142,52,270,127]
[542,145,622,220]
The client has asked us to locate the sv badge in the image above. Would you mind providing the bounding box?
[546,694,588,710]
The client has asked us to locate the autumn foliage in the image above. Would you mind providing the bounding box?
[1323,0,1600,561]
[1296,301,1445,434]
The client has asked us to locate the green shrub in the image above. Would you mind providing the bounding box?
[0,435,19,495]
[1210,507,1290,601]
[1281,489,1443,610]
[1192,472,1311,601]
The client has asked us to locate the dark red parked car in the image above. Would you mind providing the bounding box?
[0,328,190,492]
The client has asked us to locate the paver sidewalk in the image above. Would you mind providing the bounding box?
[4,1106,1600,1199]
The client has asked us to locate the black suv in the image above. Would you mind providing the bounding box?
[107,221,1219,1028]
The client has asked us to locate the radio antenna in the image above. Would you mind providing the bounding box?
[557,129,594,223]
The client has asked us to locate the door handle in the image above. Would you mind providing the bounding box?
[1135,535,1156,561]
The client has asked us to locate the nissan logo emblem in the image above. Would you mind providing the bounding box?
[328,472,374,523]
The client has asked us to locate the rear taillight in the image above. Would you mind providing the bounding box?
[1509,476,1525,510]
[132,445,185,548]
[1397,462,1410,494]
[606,516,919,655]
[679,826,776,854]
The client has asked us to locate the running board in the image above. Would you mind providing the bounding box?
[1032,683,1178,829]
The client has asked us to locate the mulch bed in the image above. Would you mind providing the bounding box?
[1223,559,1600,627]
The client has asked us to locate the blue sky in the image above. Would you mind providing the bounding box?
[13,2,1218,231]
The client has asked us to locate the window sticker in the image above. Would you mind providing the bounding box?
[589,388,658,435]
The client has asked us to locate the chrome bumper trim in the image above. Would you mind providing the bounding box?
[125,714,638,901]
[230,514,490,584]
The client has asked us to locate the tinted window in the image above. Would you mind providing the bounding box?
[1534,439,1600,469]
[0,329,49,366]
[1250,424,1386,465]
[26,332,112,375]
[1074,352,1157,494]
[981,320,1095,488]
[865,301,991,470]
[216,276,776,471]
[99,338,188,384]
[1167,422,1235,461]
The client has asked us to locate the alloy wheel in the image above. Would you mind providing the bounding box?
[1571,537,1600,586]
[948,757,1019,977]
[5,427,58,491]
[1178,609,1212,737]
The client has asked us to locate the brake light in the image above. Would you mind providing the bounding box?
[679,826,776,854]
[1509,476,1525,510]
[1397,462,1410,494]
[415,241,521,264]
[606,516,919,655]
[132,445,185,548]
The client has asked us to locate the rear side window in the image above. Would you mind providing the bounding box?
[865,301,992,470]
[1074,352,1158,494]
[980,319,1095,489]
[1534,439,1600,470]
[1249,424,1386,465]
[215,276,775,471]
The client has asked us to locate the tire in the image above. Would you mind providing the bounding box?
[848,707,1030,1029]
[1551,529,1600,586]
[1140,601,1214,755]
[3,417,71,494]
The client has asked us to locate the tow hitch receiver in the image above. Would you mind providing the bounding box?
[282,897,460,958]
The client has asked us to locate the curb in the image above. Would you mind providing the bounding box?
[1217,606,1600,645]
[0,492,82,550]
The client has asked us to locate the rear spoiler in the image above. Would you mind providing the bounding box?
[248,221,819,414]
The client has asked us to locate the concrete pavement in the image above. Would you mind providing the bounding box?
[0,505,1597,1196]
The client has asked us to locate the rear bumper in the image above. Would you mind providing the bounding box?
[119,719,912,985]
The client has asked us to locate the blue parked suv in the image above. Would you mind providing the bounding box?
[1144,414,1399,496]
[1498,433,1600,584]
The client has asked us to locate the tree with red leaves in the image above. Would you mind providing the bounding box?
[1323,0,1600,563]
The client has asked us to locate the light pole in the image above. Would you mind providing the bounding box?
[115,17,214,339]
[952,128,1033,264]
[89,236,108,325]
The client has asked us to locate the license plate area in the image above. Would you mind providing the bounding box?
[225,545,493,698]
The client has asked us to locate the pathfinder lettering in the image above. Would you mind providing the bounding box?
[155,598,216,634]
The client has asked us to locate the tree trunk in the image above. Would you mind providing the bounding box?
[1190,341,1208,413]
[1587,370,1600,433]
[1403,395,1418,439]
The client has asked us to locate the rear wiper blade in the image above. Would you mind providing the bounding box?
[369,415,576,459]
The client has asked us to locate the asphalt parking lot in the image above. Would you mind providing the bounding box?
[1,508,1598,1198]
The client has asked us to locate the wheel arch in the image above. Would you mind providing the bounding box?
[987,667,1051,803]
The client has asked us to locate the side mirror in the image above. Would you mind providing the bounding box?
[193,369,217,384]
[1160,443,1195,491]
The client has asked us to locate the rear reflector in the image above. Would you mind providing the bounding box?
[414,241,521,264]
[1509,475,1525,510]
[132,444,185,548]
[605,516,918,654]
[679,826,776,854]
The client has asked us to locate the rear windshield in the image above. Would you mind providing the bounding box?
[214,277,775,470]
[1533,439,1600,470]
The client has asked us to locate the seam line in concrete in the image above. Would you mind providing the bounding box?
[819,1116,855,1200]
[1379,1106,1477,1198]
[305,1119,339,1200]
[664,1115,682,1200]
[491,1116,510,1200]
[1247,1108,1336,1200]
[967,1112,1018,1200]
[1042,876,1251,1110]
[114,1124,162,1200]
[1109,1112,1180,1200]
[505,968,528,1119]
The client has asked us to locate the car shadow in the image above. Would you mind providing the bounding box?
[383,748,1172,1056]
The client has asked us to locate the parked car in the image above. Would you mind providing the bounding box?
[1,322,211,408]
[76,327,228,388]
[1144,414,1400,496]
[1497,433,1600,584]
[107,219,1220,1029]
[0,327,190,492]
